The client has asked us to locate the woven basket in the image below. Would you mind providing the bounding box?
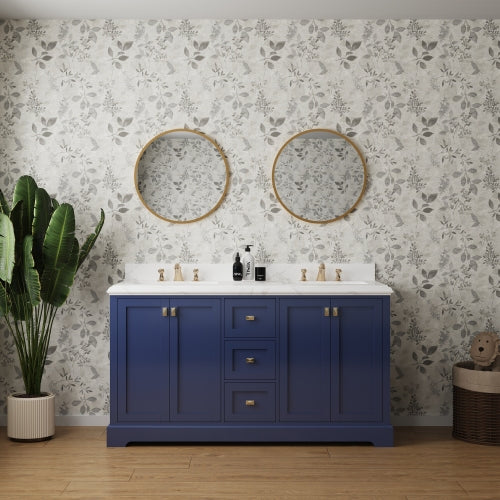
[453,361,500,446]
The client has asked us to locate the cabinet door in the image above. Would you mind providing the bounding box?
[331,298,383,422]
[116,298,169,422]
[279,298,331,421]
[170,298,221,421]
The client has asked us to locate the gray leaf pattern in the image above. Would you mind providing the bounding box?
[0,19,498,420]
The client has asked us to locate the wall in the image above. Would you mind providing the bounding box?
[0,19,498,423]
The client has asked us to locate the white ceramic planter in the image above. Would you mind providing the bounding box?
[7,393,55,441]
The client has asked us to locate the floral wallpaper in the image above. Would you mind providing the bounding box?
[137,133,227,222]
[0,19,498,422]
[274,134,365,221]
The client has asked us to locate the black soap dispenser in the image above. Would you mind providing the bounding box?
[233,252,243,281]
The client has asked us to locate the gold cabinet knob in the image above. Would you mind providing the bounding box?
[162,307,168,317]
[324,307,330,317]
[245,357,256,364]
[332,307,339,317]
[171,307,177,317]
[245,400,255,407]
[245,315,255,321]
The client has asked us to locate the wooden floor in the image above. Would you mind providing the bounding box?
[1,427,499,499]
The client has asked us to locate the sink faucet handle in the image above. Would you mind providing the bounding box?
[158,268,165,282]
[335,268,342,282]
[300,268,307,281]
[193,268,199,282]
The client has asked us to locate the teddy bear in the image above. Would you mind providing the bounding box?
[469,331,500,371]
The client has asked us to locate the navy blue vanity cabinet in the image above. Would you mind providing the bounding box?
[108,293,393,447]
[279,296,393,445]
[108,296,221,446]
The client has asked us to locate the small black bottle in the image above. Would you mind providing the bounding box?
[233,252,243,281]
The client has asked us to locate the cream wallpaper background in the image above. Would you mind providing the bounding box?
[0,19,498,421]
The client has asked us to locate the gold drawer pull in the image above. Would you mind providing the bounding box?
[324,307,330,317]
[245,315,255,321]
[162,307,168,317]
[245,400,255,407]
[245,357,256,364]
[332,307,339,317]
[171,307,177,317]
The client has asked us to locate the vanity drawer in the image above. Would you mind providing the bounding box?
[225,340,276,380]
[224,298,276,337]
[225,383,275,421]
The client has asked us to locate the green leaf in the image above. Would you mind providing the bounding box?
[0,190,10,216]
[40,237,79,307]
[43,203,76,270]
[13,175,37,237]
[32,188,52,275]
[23,235,41,307]
[8,269,28,321]
[0,281,9,317]
[9,201,25,262]
[0,213,15,283]
[77,209,105,271]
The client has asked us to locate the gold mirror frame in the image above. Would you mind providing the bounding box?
[135,128,230,224]
[272,128,368,224]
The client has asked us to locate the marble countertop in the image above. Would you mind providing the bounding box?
[107,281,393,296]
[107,262,393,296]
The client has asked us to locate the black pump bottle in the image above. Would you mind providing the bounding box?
[233,252,243,281]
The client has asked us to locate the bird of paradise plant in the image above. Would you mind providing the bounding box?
[0,175,104,396]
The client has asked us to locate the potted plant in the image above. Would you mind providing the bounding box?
[0,175,104,441]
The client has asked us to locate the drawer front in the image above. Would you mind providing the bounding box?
[225,383,276,421]
[225,341,276,380]
[225,298,276,337]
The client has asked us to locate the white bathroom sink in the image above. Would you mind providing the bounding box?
[164,281,220,285]
[296,280,369,285]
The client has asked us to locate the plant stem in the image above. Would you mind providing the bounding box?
[5,294,59,396]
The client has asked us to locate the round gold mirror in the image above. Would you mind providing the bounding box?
[135,129,230,223]
[272,129,367,224]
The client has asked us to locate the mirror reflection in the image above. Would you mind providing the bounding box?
[272,129,367,224]
[135,129,229,223]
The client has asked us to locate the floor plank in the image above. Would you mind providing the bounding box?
[0,426,498,499]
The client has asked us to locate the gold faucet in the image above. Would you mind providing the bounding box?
[316,263,326,281]
[335,268,342,282]
[174,263,184,281]
[193,268,199,281]
[300,269,307,281]
[157,268,165,282]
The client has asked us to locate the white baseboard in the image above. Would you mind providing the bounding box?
[1,415,450,427]
[391,415,452,426]
[55,415,110,426]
